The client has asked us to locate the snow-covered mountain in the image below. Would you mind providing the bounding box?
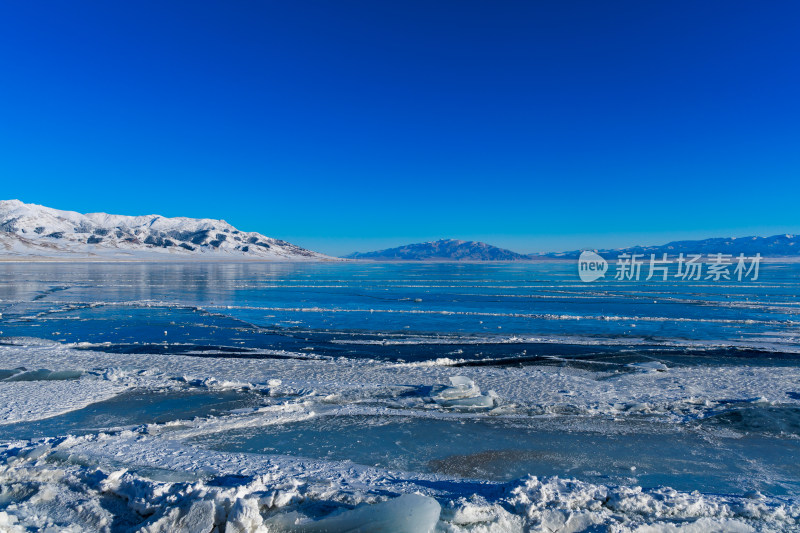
[0,200,331,261]
[348,234,800,262]
[344,239,531,261]
[532,234,800,260]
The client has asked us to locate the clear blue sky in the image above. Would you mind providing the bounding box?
[1,1,799,256]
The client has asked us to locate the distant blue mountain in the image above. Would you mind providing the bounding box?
[533,234,800,260]
[345,234,800,261]
[344,239,530,261]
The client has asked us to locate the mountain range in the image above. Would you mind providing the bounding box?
[346,235,800,261]
[0,200,331,261]
[3,200,798,261]
[535,234,800,260]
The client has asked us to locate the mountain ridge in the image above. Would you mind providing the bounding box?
[344,239,530,261]
[345,234,800,261]
[4,200,798,262]
[537,234,800,260]
[0,200,332,261]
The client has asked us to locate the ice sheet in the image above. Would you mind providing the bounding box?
[0,341,799,531]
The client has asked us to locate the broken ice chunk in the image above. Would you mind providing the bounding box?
[627,361,668,372]
[439,394,495,409]
[449,376,473,387]
[435,376,480,400]
[432,376,497,409]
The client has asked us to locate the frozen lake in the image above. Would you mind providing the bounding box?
[1,261,799,531]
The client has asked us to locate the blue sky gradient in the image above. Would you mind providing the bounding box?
[1,1,799,255]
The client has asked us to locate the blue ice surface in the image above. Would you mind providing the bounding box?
[0,388,266,441]
[1,261,799,499]
[189,411,800,497]
[0,261,798,366]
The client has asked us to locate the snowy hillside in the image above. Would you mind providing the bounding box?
[0,200,331,261]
